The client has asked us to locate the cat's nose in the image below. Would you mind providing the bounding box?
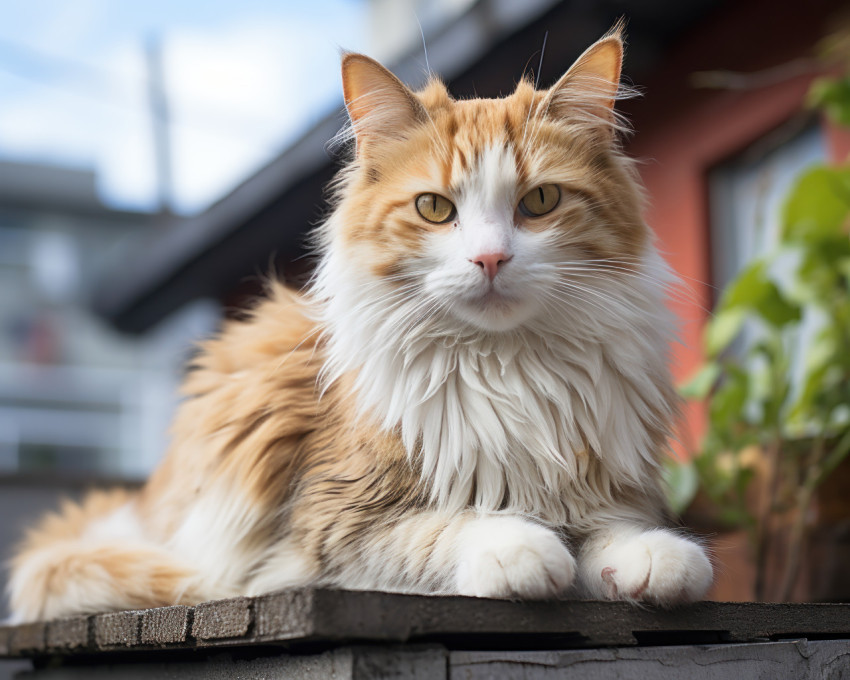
[470,252,512,282]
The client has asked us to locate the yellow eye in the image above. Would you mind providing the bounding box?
[519,184,560,217]
[416,193,456,224]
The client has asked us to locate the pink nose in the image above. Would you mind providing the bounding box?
[470,252,512,282]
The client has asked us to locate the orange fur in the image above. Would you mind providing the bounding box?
[8,490,205,619]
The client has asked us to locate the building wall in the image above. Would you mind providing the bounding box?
[0,163,221,479]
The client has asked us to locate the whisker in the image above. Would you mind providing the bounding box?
[547,262,714,316]
[547,280,649,334]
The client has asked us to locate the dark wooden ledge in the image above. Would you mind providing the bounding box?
[3,589,850,659]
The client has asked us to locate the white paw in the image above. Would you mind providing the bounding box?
[580,529,712,606]
[455,516,576,599]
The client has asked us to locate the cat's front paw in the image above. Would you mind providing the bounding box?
[455,516,576,599]
[580,529,712,606]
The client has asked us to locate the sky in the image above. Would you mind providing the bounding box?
[0,0,368,214]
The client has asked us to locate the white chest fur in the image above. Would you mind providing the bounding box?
[316,246,676,526]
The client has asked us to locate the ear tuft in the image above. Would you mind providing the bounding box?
[544,26,625,130]
[341,53,427,154]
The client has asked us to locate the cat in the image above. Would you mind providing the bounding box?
[7,26,712,623]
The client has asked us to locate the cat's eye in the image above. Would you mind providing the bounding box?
[416,193,456,224]
[519,184,560,217]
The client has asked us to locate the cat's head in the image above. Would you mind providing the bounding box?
[317,27,652,335]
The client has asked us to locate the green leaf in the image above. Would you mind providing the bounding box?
[709,364,750,428]
[680,362,721,399]
[692,449,755,528]
[756,282,801,327]
[720,261,770,310]
[705,308,746,356]
[783,166,850,244]
[789,334,835,424]
[809,77,850,127]
[663,459,699,515]
[716,260,800,329]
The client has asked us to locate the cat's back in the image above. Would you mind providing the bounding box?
[177,282,322,427]
[140,283,326,531]
[188,282,319,386]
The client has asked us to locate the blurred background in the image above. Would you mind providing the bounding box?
[1,0,849,632]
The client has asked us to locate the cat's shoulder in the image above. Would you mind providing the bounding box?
[187,282,322,384]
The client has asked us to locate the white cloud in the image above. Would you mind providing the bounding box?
[0,1,366,214]
[163,17,348,212]
[0,39,159,211]
[0,0,108,54]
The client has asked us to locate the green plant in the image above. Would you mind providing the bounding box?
[681,65,850,601]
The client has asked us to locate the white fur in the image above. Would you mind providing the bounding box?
[82,502,144,543]
[439,144,539,330]
[7,546,123,624]
[578,526,713,606]
[166,486,275,599]
[7,502,147,623]
[309,131,713,603]
[246,538,317,597]
[454,515,576,598]
[315,206,676,527]
[455,145,517,255]
[7,502,190,623]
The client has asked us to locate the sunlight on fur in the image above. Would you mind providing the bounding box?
[6,25,712,623]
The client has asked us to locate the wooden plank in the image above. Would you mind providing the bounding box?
[5,590,850,659]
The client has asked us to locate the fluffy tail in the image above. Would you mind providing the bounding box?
[7,489,202,623]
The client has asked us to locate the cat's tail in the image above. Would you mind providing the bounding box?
[6,488,202,623]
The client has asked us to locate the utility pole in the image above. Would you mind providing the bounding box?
[146,34,173,215]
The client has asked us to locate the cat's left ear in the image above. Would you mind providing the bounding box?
[341,53,427,156]
[544,27,623,130]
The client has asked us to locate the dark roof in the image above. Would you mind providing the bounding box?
[0,160,151,223]
[93,0,721,334]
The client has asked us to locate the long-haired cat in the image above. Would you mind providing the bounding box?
[7,27,712,622]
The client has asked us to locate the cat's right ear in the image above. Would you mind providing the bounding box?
[542,26,625,137]
[341,54,427,155]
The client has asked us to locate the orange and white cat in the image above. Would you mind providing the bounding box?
[7,27,712,622]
